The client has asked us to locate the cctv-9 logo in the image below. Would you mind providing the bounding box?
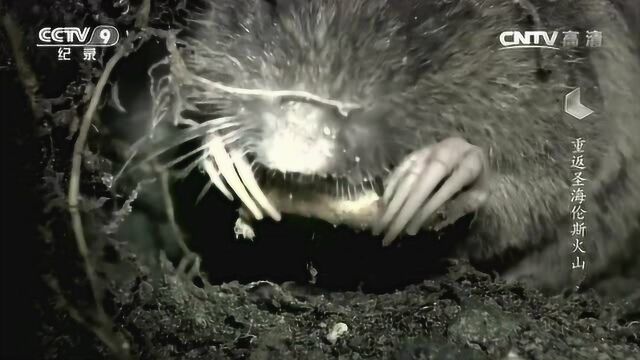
[86,25,119,47]
[37,25,119,47]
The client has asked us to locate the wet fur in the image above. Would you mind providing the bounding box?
[177,0,640,291]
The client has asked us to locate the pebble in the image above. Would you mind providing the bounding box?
[326,322,348,345]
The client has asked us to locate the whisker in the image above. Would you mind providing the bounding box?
[195,180,213,204]
[112,136,150,186]
[175,153,210,179]
[155,142,211,171]
[113,118,237,184]
[135,119,239,165]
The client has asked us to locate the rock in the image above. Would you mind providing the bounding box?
[326,322,349,345]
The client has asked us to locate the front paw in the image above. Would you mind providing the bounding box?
[372,137,491,246]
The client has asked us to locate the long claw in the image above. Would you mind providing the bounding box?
[382,155,415,204]
[373,161,424,237]
[208,137,264,220]
[433,189,488,231]
[383,160,448,245]
[406,151,483,234]
[231,151,282,222]
[202,157,233,201]
[382,148,430,205]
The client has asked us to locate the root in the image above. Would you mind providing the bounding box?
[161,29,364,118]
[46,278,134,360]
[67,31,133,321]
[2,12,40,118]
[188,73,363,117]
[63,1,151,359]
[156,163,191,255]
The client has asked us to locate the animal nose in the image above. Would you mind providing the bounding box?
[276,101,333,136]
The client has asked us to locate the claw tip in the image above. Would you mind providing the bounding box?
[381,235,394,247]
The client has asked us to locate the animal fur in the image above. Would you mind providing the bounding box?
[171,0,640,292]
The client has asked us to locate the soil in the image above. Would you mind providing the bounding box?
[39,247,640,360]
[2,1,639,359]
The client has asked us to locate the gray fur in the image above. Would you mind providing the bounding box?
[179,0,640,292]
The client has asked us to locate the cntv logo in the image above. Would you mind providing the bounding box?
[499,31,560,50]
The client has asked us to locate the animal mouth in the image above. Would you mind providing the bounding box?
[251,162,384,201]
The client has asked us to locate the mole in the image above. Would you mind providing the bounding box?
[143,0,640,292]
